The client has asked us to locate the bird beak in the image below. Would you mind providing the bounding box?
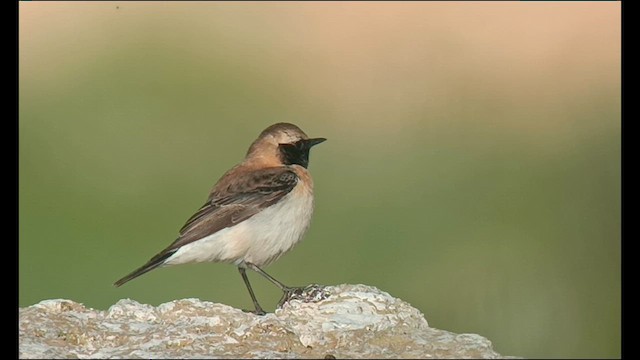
[305,138,327,148]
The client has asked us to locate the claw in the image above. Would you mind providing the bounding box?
[242,307,267,316]
[277,284,329,309]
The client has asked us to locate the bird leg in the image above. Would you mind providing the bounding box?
[245,262,326,309]
[245,262,290,291]
[238,266,266,315]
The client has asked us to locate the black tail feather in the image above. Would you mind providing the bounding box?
[114,250,176,287]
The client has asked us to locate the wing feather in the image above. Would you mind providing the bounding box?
[115,162,302,287]
[166,167,298,252]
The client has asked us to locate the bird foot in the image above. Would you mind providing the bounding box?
[242,307,267,316]
[277,284,330,309]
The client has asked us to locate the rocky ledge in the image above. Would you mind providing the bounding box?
[19,284,514,358]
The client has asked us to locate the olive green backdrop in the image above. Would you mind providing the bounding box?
[19,3,620,358]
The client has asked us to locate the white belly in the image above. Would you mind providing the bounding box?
[164,184,314,267]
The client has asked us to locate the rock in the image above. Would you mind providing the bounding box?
[19,284,514,358]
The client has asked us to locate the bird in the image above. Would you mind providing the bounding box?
[114,122,326,315]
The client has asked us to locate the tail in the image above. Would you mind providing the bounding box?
[114,250,176,287]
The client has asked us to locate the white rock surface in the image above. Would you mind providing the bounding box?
[19,284,514,358]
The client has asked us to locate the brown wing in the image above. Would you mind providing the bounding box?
[166,167,299,252]
[113,166,298,287]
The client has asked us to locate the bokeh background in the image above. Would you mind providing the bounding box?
[19,2,620,358]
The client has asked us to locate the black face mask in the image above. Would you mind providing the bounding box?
[278,138,326,168]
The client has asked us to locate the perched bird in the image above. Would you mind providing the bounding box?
[114,123,326,315]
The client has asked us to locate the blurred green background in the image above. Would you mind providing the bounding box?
[19,2,620,358]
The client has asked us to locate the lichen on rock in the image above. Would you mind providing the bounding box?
[19,284,515,358]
